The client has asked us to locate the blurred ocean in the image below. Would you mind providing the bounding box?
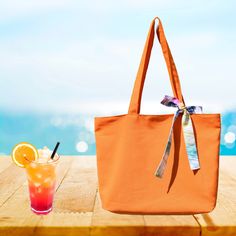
[0,110,235,155]
[0,111,95,155]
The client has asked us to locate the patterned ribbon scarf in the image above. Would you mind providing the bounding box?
[155,95,203,178]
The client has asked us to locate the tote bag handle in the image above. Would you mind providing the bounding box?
[128,17,185,114]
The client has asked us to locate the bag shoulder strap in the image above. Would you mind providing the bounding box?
[128,17,185,114]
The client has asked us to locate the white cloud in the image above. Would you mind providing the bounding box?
[0,0,233,22]
[0,1,235,115]
[0,0,73,21]
[0,29,235,114]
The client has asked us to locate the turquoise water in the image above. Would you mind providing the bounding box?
[0,111,235,155]
[0,111,95,155]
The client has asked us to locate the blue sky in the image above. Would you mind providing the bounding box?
[0,0,236,115]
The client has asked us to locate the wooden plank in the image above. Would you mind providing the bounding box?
[53,156,97,213]
[55,156,74,190]
[218,156,236,180]
[0,156,73,236]
[34,212,92,236]
[194,156,236,236]
[0,163,26,207]
[91,193,145,236]
[144,215,200,236]
[0,155,235,236]
[0,184,40,236]
[0,157,12,173]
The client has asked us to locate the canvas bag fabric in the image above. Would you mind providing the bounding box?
[94,17,221,214]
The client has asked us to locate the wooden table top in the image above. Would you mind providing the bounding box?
[0,155,235,236]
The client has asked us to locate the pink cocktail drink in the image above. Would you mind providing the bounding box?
[25,152,59,215]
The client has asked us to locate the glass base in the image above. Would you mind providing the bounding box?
[31,207,52,215]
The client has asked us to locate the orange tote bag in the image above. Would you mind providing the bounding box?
[94,17,221,214]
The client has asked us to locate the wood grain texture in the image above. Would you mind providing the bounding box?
[0,156,12,173]
[194,156,236,236]
[0,183,41,236]
[0,163,26,207]
[53,156,97,213]
[0,156,235,236]
[91,193,145,236]
[91,193,199,236]
[144,214,200,236]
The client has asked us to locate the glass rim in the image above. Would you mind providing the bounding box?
[25,153,60,166]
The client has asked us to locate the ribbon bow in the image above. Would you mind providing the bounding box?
[155,95,203,178]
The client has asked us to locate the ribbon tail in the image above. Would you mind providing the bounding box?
[155,112,179,178]
[182,111,200,170]
[155,141,171,178]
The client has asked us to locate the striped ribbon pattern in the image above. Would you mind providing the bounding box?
[155,95,203,178]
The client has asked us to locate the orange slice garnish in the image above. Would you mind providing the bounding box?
[11,142,39,168]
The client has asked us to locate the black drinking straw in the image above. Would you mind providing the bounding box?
[50,142,60,160]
